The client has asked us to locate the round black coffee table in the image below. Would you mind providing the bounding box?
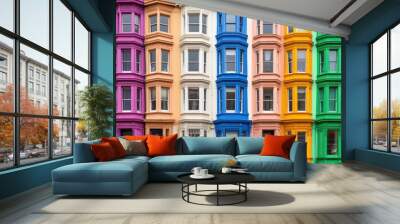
[177,173,255,206]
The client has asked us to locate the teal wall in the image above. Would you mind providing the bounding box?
[345,0,400,171]
[0,0,115,200]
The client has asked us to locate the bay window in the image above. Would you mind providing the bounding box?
[188,13,200,32]
[188,88,199,110]
[226,14,236,32]
[188,49,199,72]
[226,88,236,112]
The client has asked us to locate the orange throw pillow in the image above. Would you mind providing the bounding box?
[101,137,126,158]
[124,135,148,141]
[260,135,296,159]
[91,142,117,162]
[146,134,177,157]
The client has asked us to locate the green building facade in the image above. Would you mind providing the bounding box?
[313,34,342,163]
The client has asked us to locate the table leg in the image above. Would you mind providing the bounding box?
[217,184,219,206]
[195,184,198,192]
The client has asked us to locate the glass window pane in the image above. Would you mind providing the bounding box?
[122,86,131,111]
[160,15,169,32]
[372,33,387,76]
[53,119,72,157]
[391,24,400,70]
[188,49,199,72]
[188,13,200,32]
[75,17,89,70]
[202,14,207,34]
[20,117,49,165]
[263,23,273,34]
[297,87,306,111]
[188,88,199,110]
[161,87,169,110]
[329,49,338,72]
[20,0,49,48]
[75,120,88,143]
[0,116,14,169]
[226,88,235,111]
[327,130,338,155]
[297,49,306,72]
[372,76,387,119]
[53,59,72,117]
[74,69,89,118]
[329,87,337,112]
[53,0,72,60]
[225,49,236,72]
[0,35,14,113]
[263,88,273,111]
[391,120,400,153]
[372,121,387,151]
[0,0,14,31]
[150,15,157,32]
[20,44,49,115]
[263,50,273,72]
[391,72,400,118]
[122,13,132,33]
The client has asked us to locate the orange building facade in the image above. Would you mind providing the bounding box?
[144,0,181,136]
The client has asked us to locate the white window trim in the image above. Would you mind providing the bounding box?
[185,10,209,35]
[160,87,169,112]
[149,87,156,112]
[225,49,236,73]
[121,87,132,112]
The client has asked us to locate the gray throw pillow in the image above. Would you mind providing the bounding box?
[118,138,147,156]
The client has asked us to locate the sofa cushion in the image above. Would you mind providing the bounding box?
[236,137,263,155]
[91,142,118,161]
[101,137,127,158]
[236,155,293,172]
[149,154,235,172]
[260,135,296,159]
[73,140,100,163]
[179,137,236,155]
[118,138,147,156]
[147,134,178,157]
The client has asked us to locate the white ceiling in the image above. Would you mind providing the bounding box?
[173,0,384,38]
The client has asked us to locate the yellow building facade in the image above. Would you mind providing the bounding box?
[144,0,181,136]
[281,27,313,160]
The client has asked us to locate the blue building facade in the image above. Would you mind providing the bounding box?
[214,13,251,137]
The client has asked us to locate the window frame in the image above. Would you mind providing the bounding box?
[0,0,92,170]
[263,49,273,73]
[297,49,307,73]
[225,49,236,73]
[263,87,273,111]
[225,87,236,113]
[369,22,400,153]
[297,87,306,112]
[161,49,169,72]
[121,48,131,72]
[121,86,132,112]
[121,13,132,33]
[149,87,156,111]
[188,87,200,111]
[161,87,169,111]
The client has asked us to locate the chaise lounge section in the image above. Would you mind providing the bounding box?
[52,137,306,196]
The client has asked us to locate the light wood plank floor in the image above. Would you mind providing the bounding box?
[1,162,400,224]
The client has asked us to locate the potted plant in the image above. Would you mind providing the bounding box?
[79,84,113,140]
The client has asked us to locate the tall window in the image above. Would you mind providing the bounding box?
[202,14,208,34]
[122,87,131,112]
[288,88,293,112]
[134,14,140,33]
[225,49,236,72]
[226,14,236,32]
[136,87,142,112]
[160,15,169,32]
[149,49,156,72]
[256,51,259,74]
[287,51,293,73]
[263,50,273,72]
[161,50,169,72]
[240,50,244,73]
[149,15,157,32]
[188,88,199,110]
[161,87,169,111]
[0,0,91,169]
[329,87,337,112]
[203,51,207,73]
[136,50,141,73]
[122,13,132,32]
[263,88,273,111]
[203,88,207,111]
[297,49,306,72]
[319,88,324,113]
[319,50,325,73]
[239,88,243,113]
[122,49,131,72]
[150,87,156,111]
[263,22,273,34]
[188,13,200,32]
[256,88,260,112]
[329,49,338,72]
[327,130,338,155]
[297,87,306,111]
[188,49,199,72]
[226,88,236,112]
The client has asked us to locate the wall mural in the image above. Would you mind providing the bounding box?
[115,0,342,163]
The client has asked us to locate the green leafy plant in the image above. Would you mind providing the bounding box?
[79,84,113,140]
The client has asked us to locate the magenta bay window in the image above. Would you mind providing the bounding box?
[115,0,145,136]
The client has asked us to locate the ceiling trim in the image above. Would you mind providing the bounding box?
[174,0,354,37]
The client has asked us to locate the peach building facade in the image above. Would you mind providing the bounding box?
[144,0,181,136]
[251,21,284,136]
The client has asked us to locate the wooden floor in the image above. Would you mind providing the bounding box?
[1,162,400,224]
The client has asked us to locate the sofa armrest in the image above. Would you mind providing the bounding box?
[289,141,307,182]
[73,141,99,163]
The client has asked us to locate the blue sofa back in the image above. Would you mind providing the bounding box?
[236,137,264,155]
[73,139,100,163]
[178,137,236,155]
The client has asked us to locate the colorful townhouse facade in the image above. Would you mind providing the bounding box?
[179,7,216,137]
[143,0,181,136]
[281,27,313,160]
[251,21,284,136]
[214,13,251,137]
[115,0,146,136]
[313,33,342,163]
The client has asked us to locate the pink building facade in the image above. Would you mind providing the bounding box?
[115,0,145,136]
[251,22,284,136]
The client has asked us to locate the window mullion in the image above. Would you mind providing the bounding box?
[14,0,21,167]
[387,29,391,152]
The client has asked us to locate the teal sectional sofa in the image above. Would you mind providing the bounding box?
[52,137,306,196]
